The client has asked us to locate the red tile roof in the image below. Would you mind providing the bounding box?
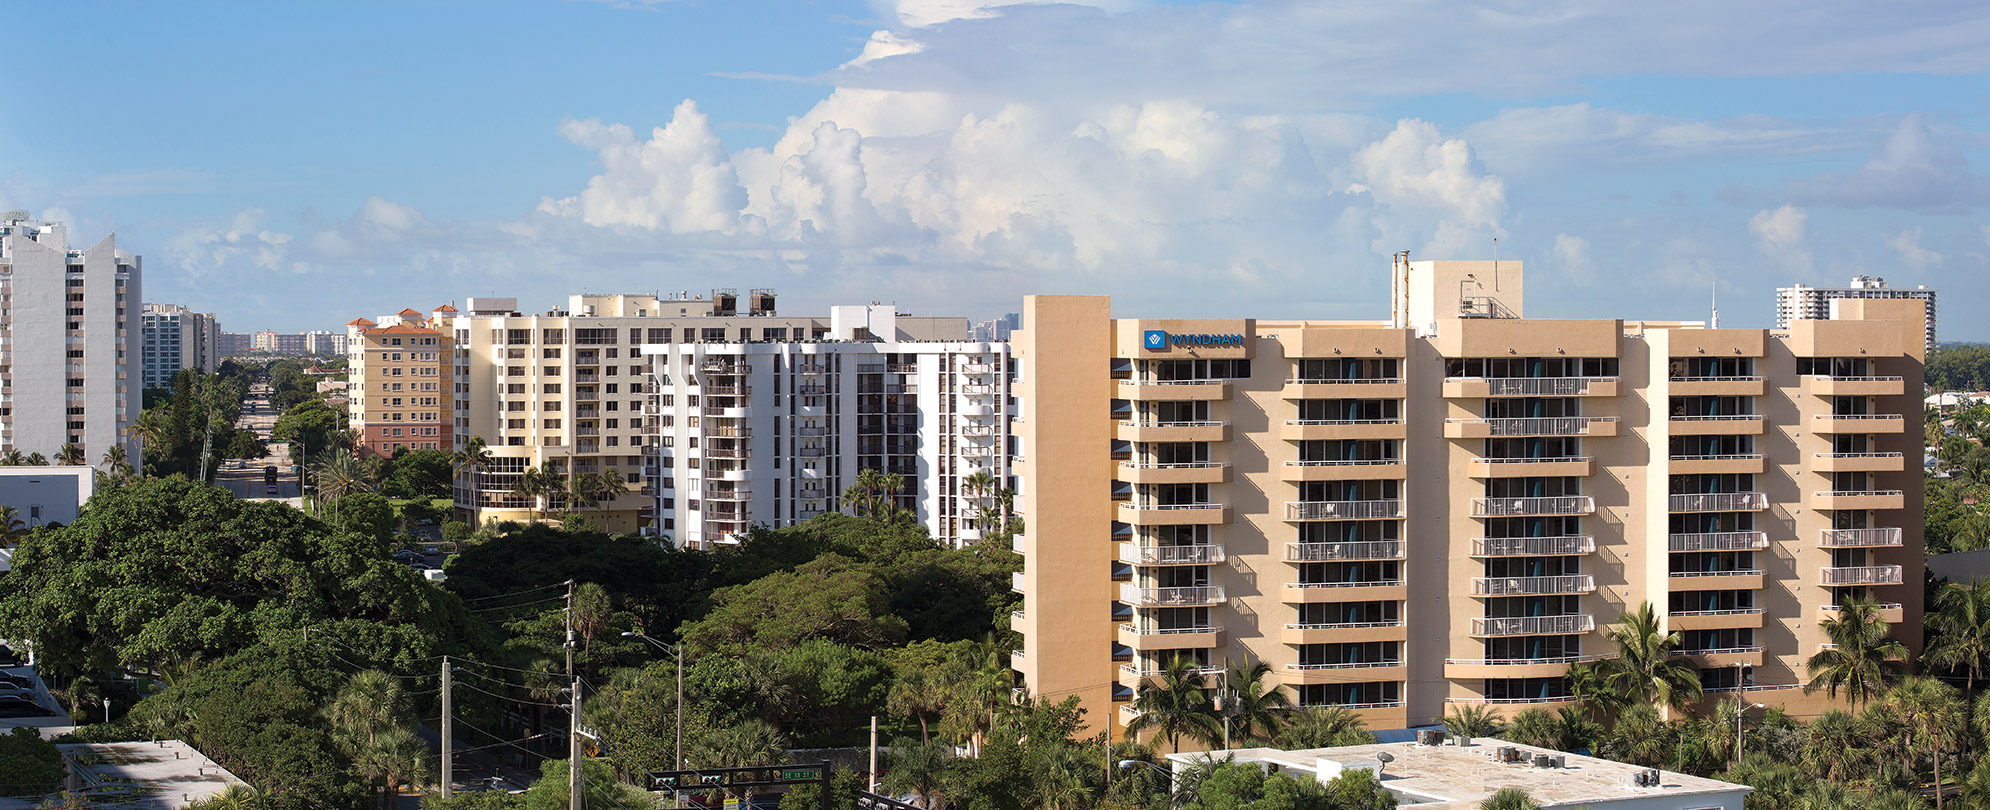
[346,318,377,327]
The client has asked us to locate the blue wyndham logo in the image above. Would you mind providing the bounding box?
[1144,330,1168,350]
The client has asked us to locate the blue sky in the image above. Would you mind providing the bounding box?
[5,1,1989,338]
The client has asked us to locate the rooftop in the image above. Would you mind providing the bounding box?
[1166,740,1749,810]
[36,740,251,809]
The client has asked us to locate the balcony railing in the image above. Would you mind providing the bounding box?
[1467,376,1618,396]
[1817,451,1904,461]
[1472,535,1595,556]
[1286,540,1404,561]
[1669,414,1764,422]
[1286,620,1406,631]
[1668,492,1768,512]
[1669,375,1764,383]
[1119,662,1224,677]
[1286,458,1401,467]
[1671,646,1765,657]
[1470,614,1595,636]
[1470,496,1594,516]
[1668,532,1769,552]
[1445,416,1618,436]
[1672,608,1764,617]
[1808,374,1905,383]
[1470,456,1591,467]
[1470,575,1595,596]
[1286,418,1404,427]
[1820,565,1905,586]
[1119,623,1221,636]
[1813,413,1904,425]
[1286,500,1403,520]
[1290,659,1403,670]
[1119,419,1230,429]
[1820,527,1904,547]
[1670,453,1764,462]
[1445,653,1614,666]
[1123,544,1226,564]
[1290,580,1404,590]
[1121,461,1230,470]
[1813,489,1905,499]
[1119,584,1227,606]
[1668,569,1764,579]
[1127,502,1228,513]
[1286,377,1403,386]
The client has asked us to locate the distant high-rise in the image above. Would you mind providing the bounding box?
[0,213,142,465]
[141,304,221,391]
[972,312,1021,342]
[1778,276,1936,351]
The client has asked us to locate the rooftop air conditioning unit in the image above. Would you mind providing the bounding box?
[1532,753,1554,768]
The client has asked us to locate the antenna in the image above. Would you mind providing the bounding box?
[1492,237,1500,291]
[1711,283,1720,329]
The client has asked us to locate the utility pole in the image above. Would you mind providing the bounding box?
[441,656,453,799]
[568,580,582,810]
[868,716,878,793]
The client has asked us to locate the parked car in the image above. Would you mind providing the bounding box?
[0,646,19,667]
[0,696,55,718]
[391,550,423,565]
[0,674,31,689]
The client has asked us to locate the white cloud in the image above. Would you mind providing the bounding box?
[164,208,293,276]
[540,100,751,234]
[1345,119,1506,256]
[1748,204,1813,275]
[1553,233,1594,286]
[1885,226,1945,270]
[887,0,1141,28]
[1790,115,1990,210]
[1463,103,1830,175]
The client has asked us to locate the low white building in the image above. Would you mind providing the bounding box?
[1165,740,1749,810]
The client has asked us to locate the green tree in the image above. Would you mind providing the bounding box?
[520,758,651,810]
[1924,579,1990,692]
[0,727,66,798]
[0,506,26,550]
[1276,706,1376,749]
[1443,704,1504,740]
[1502,707,1559,749]
[1477,787,1541,810]
[1601,602,1703,712]
[54,442,85,466]
[1806,597,1908,708]
[1885,676,1965,810]
[1802,709,1868,783]
[1125,656,1220,753]
[881,736,952,809]
[389,448,453,499]
[1219,658,1291,746]
[679,555,909,657]
[272,399,350,460]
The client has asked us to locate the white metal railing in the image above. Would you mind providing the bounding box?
[1119,623,1220,636]
[1445,416,1618,435]
[1290,660,1403,670]
[1806,374,1904,383]
[1119,584,1227,606]
[1820,527,1903,547]
[1455,376,1618,396]
[1471,456,1592,466]
[1471,496,1594,516]
[1447,696,1579,705]
[1816,451,1904,460]
[1469,614,1595,636]
[1287,458,1402,467]
[1668,492,1768,512]
[1671,646,1765,657]
[1814,413,1904,423]
[1672,608,1764,617]
[1820,565,1905,585]
[1287,500,1403,520]
[1123,544,1226,564]
[1471,575,1595,596]
[1012,572,1025,592]
[1820,602,1904,612]
[1286,541,1403,561]
[1472,535,1595,556]
[1289,580,1404,590]
[1668,532,1769,551]
[1286,377,1403,386]
[1669,414,1764,421]
[1125,502,1229,513]
[1444,653,1614,666]
[1670,454,1764,462]
[1813,489,1904,499]
[1121,461,1229,470]
[1670,376,1764,383]
[1285,418,1404,427]
[1669,569,1765,579]
[1286,621,1405,631]
[1119,419,1230,428]
[1120,662,1224,677]
[1123,378,1228,387]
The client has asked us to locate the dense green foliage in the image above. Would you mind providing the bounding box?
[132,367,254,479]
[0,727,65,798]
[1929,345,1990,393]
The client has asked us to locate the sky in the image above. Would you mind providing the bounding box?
[4,1,1990,337]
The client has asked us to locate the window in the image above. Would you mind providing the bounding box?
[542,329,565,344]
[544,366,561,376]
[648,328,671,343]
[507,384,527,394]
[544,384,562,394]
[605,401,619,411]
[544,401,562,412]
[544,419,562,429]
[542,348,562,359]
[508,419,527,430]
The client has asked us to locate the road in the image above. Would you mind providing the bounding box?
[215,382,307,509]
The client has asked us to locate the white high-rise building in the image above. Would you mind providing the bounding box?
[646,304,1012,549]
[0,213,142,465]
[303,330,348,357]
[1777,276,1937,351]
[140,304,221,391]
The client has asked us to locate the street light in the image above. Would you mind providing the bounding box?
[1116,760,1171,778]
[622,632,686,774]
[1735,702,1765,764]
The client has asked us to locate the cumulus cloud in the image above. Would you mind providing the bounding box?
[1553,233,1594,285]
[540,100,750,234]
[1345,119,1506,255]
[1790,115,1990,210]
[1748,204,1812,274]
[1885,226,1945,270]
[165,208,293,276]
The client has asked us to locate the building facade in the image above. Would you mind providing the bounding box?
[1012,259,1926,740]
[253,329,308,355]
[346,308,455,457]
[302,330,349,357]
[140,304,221,391]
[1777,276,1936,352]
[0,214,141,466]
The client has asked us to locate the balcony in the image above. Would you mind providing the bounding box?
[1820,527,1903,548]
[1670,647,1765,668]
[1012,571,1026,593]
[1469,496,1594,517]
[1444,653,1614,680]
[1471,535,1595,557]
[1810,489,1905,511]
[1667,531,1769,552]
[1668,492,1768,513]
[1119,543,1227,565]
[1667,414,1766,435]
[1813,413,1906,434]
[1119,584,1227,606]
[1668,569,1767,590]
[1117,420,1231,443]
[1282,458,1406,481]
[1119,502,1231,525]
[703,383,750,396]
[1117,623,1224,651]
[1668,376,1766,397]
[1466,456,1593,478]
[1802,375,1905,397]
[704,488,750,502]
[1281,621,1408,645]
[1118,662,1223,688]
[1280,419,1407,442]
[700,361,750,375]
[1471,575,1595,596]
[1468,614,1595,637]
[1281,378,1405,400]
[1670,608,1766,632]
[1443,376,1619,398]
[1118,461,1232,485]
[1281,581,1407,603]
[1285,540,1403,561]
[1284,661,1409,685]
[1820,565,1905,586]
[1118,379,1231,400]
[1818,602,1905,624]
[701,405,750,419]
[1285,500,1403,521]
[1444,416,1618,439]
[1813,451,1906,473]
[1669,454,1766,475]
[703,446,750,459]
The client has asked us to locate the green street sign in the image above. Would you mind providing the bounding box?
[780,769,819,781]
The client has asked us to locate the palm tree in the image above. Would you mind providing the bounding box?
[510,463,567,519]
[314,448,372,501]
[325,670,416,809]
[1887,676,1966,810]
[693,720,789,805]
[879,471,907,520]
[1803,708,1867,782]
[888,659,958,742]
[25,452,49,466]
[1276,706,1375,748]
[1807,597,1909,708]
[1219,659,1291,746]
[1033,741,1093,810]
[54,443,85,466]
[1549,705,1602,753]
[843,468,889,518]
[1503,707,1559,749]
[0,505,27,550]
[941,648,1015,756]
[1605,703,1671,767]
[1601,602,1703,713]
[1443,704,1504,741]
[1925,579,1990,691]
[0,448,24,466]
[881,737,951,809]
[1960,756,1990,810]
[1125,656,1221,753]
[101,445,132,478]
[451,435,493,486]
[1478,787,1543,810]
[594,466,630,515]
[367,725,433,809]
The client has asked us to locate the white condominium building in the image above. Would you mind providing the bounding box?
[141,304,221,391]
[0,213,141,466]
[645,304,1011,549]
[1777,276,1936,352]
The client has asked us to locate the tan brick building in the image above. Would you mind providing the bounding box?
[347,308,454,457]
[1011,258,1925,742]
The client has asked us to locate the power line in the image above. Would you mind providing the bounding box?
[459,581,572,605]
[454,678,570,709]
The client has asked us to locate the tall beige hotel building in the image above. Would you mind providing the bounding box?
[1011,258,1925,739]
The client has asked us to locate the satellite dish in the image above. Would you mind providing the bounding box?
[1375,752,1394,763]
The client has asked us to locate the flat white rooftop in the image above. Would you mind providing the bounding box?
[1167,740,1749,810]
[54,740,250,808]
